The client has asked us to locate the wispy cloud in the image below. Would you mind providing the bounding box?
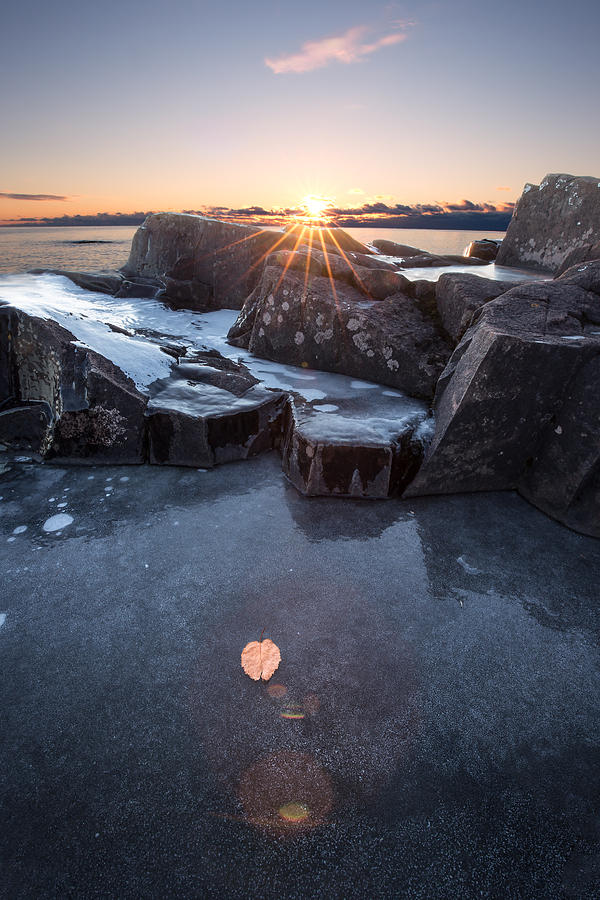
[0,192,69,201]
[265,23,411,74]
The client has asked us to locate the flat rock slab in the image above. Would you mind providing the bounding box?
[146,353,286,467]
[282,390,429,498]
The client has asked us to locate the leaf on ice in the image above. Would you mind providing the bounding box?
[241,635,281,682]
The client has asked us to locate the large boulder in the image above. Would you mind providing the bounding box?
[436,273,520,342]
[556,257,600,296]
[519,355,600,537]
[496,174,600,272]
[228,265,452,400]
[405,280,600,537]
[122,213,302,311]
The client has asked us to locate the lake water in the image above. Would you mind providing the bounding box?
[0,224,506,275]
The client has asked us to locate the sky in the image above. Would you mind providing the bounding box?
[1,0,599,226]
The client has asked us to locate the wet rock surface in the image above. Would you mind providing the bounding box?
[496,173,600,272]
[1,455,599,898]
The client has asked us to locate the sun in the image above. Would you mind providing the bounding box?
[300,194,333,221]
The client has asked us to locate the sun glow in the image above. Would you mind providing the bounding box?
[300,194,333,221]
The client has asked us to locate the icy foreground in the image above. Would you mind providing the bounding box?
[1,454,600,896]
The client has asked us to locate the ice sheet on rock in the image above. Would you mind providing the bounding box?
[297,394,429,446]
[0,274,174,390]
[0,273,434,425]
[148,378,276,418]
[372,258,550,283]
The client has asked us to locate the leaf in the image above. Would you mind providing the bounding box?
[241,636,281,681]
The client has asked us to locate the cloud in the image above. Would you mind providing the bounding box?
[4,199,515,231]
[348,188,364,194]
[0,192,69,201]
[265,23,410,74]
[496,186,512,191]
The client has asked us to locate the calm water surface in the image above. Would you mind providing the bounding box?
[0,225,505,274]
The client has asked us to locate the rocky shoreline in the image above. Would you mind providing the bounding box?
[1,173,599,538]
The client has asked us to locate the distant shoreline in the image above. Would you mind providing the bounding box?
[0,221,509,232]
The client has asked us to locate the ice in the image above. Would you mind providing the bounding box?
[12,525,27,534]
[0,613,5,629]
[43,513,74,532]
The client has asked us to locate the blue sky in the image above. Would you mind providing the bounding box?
[1,0,599,222]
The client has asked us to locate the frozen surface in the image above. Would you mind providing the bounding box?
[0,273,429,423]
[372,257,549,283]
[0,454,599,898]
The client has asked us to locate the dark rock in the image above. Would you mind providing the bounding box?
[228,266,452,400]
[436,273,520,342]
[27,268,163,300]
[381,253,489,269]
[405,280,600,536]
[496,173,600,272]
[556,258,600,297]
[263,247,409,299]
[464,239,500,261]
[123,213,302,311]
[555,240,600,276]
[146,352,286,467]
[392,254,448,268]
[0,304,148,464]
[0,402,53,454]
[342,251,396,271]
[281,394,429,498]
[519,354,600,538]
[371,240,426,257]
